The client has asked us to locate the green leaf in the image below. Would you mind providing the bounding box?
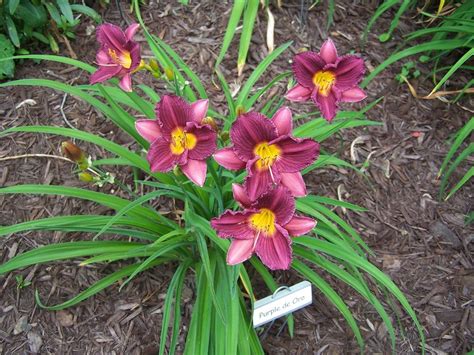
[237,0,259,75]
[35,259,167,310]
[56,0,74,23]
[430,49,474,95]
[439,117,473,176]
[5,14,20,48]
[9,0,20,14]
[0,241,142,275]
[159,260,192,355]
[292,260,365,351]
[294,237,425,350]
[0,125,150,173]
[70,4,102,23]
[446,166,473,200]
[215,0,246,68]
[14,2,48,28]
[362,39,471,87]
[0,35,15,78]
[234,40,292,122]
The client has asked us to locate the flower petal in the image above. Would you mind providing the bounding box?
[185,122,217,160]
[313,90,339,122]
[90,65,121,84]
[272,136,320,173]
[334,55,365,90]
[245,158,280,201]
[232,183,252,208]
[214,147,246,170]
[255,224,292,270]
[341,87,367,102]
[211,210,255,239]
[272,106,293,136]
[280,172,307,197]
[227,238,255,265]
[128,42,141,70]
[284,215,316,236]
[230,112,278,161]
[156,95,191,136]
[96,50,110,65]
[255,185,295,226]
[190,99,209,123]
[119,73,132,92]
[135,119,162,143]
[125,23,140,41]
[147,137,180,172]
[97,23,126,51]
[292,51,325,88]
[180,158,207,186]
[285,84,312,102]
[319,38,338,64]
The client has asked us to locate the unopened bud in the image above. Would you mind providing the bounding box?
[235,105,246,117]
[164,67,174,80]
[78,172,94,183]
[149,59,160,72]
[61,141,85,162]
[173,165,180,176]
[201,116,218,131]
[220,131,230,142]
[297,47,309,53]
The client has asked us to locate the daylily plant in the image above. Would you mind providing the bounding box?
[286,38,366,122]
[211,185,315,270]
[214,107,320,200]
[136,95,216,186]
[90,23,141,92]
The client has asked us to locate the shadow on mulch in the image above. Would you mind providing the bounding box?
[1,1,473,354]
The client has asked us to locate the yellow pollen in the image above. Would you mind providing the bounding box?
[108,48,132,69]
[249,208,276,236]
[170,127,197,155]
[312,70,336,97]
[253,142,281,171]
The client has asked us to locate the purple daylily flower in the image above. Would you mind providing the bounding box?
[211,185,316,270]
[214,107,319,201]
[90,23,141,92]
[286,38,367,122]
[135,95,216,186]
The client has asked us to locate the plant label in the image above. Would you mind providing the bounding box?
[252,281,312,327]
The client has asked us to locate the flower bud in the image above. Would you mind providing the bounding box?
[149,59,160,72]
[173,165,181,176]
[164,67,174,80]
[219,131,230,142]
[201,116,218,131]
[78,172,94,183]
[235,105,246,117]
[61,141,85,162]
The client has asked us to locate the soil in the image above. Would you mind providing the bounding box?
[0,1,473,354]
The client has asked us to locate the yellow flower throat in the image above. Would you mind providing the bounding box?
[170,127,197,155]
[312,70,335,96]
[108,48,132,69]
[253,142,281,171]
[249,208,276,236]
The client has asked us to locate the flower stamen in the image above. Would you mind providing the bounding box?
[108,48,132,69]
[312,70,335,97]
[254,142,281,171]
[170,127,197,155]
[249,208,276,236]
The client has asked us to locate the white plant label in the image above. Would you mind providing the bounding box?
[252,281,312,327]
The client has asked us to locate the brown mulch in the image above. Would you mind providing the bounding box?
[1,1,473,354]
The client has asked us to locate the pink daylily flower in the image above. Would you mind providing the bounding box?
[211,185,316,270]
[135,95,216,186]
[90,23,141,92]
[286,38,366,122]
[214,107,319,200]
